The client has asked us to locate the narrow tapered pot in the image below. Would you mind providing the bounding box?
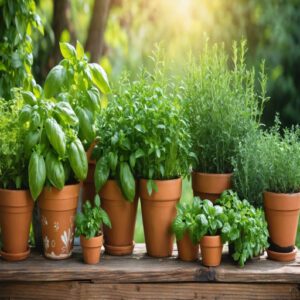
[264,191,300,261]
[38,184,80,260]
[0,189,34,261]
[80,234,103,264]
[200,235,223,267]
[177,232,199,262]
[100,180,138,255]
[140,178,182,257]
[192,172,232,202]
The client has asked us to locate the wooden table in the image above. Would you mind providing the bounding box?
[0,244,299,299]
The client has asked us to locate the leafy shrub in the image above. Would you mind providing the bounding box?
[75,195,111,239]
[184,41,268,173]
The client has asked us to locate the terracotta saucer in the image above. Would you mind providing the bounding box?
[267,247,297,262]
[104,242,135,256]
[0,248,30,262]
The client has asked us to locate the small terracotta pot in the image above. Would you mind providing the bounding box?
[177,232,199,261]
[100,180,138,255]
[38,184,80,260]
[200,235,223,267]
[264,191,300,248]
[0,189,34,261]
[80,234,103,264]
[140,178,182,257]
[192,172,232,202]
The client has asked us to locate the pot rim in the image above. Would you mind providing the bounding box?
[192,171,233,177]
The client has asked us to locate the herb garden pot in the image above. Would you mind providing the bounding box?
[38,184,80,260]
[140,178,182,257]
[80,234,103,264]
[0,189,34,261]
[100,180,138,255]
[200,235,223,267]
[192,172,232,202]
[264,191,300,261]
[177,232,199,262]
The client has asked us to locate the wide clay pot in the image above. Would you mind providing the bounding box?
[192,172,232,202]
[80,234,103,264]
[200,235,223,267]
[177,232,199,262]
[140,178,182,257]
[38,184,80,260]
[100,180,138,255]
[264,191,300,261]
[0,189,34,261]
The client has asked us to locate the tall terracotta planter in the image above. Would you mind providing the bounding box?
[100,180,138,255]
[200,235,223,267]
[264,191,300,261]
[192,172,232,202]
[0,189,34,261]
[38,184,80,260]
[177,232,199,262]
[140,178,182,257]
[80,234,103,264]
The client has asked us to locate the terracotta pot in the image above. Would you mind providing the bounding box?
[100,180,138,255]
[0,189,34,261]
[177,232,199,261]
[200,235,223,267]
[264,192,300,248]
[38,184,80,260]
[192,172,232,202]
[140,178,182,257]
[80,234,103,264]
[267,247,297,262]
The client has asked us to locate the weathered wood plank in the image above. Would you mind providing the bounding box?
[0,282,299,300]
[0,244,299,283]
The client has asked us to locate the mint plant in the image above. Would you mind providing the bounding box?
[75,195,111,239]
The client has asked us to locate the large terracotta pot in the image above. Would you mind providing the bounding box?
[80,234,103,264]
[200,235,223,267]
[38,184,80,260]
[177,232,199,262]
[0,189,34,261]
[264,191,300,261]
[140,178,182,257]
[192,172,232,202]
[100,180,138,255]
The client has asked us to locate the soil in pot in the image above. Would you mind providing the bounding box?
[100,180,138,255]
[192,172,232,202]
[177,232,199,262]
[80,234,103,264]
[200,235,223,267]
[38,184,80,260]
[0,189,34,261]
[140,178,182,258]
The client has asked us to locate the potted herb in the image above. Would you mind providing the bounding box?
[172,200,200,261]
[185,41,268,201]
[135,67,192,257]
[93,76,140,255]
[75,195,111,264]
[19,84,88,260]
[0,97,33,261]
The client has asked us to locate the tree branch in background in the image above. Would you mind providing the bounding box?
[85,0,111,62]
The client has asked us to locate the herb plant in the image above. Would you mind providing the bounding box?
[75,195,111,239]
[184,41,269,173]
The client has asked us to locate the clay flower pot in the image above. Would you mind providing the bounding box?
[38,184,80,260]
[80,234,103,264]
[192,172,232,202]
[264,191,300,261]
[0,189,34,261]
[177,232,199,262]
[200,235,223,267]
[140,178,182,257]
[100,180,138,255]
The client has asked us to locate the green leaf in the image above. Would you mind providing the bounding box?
[94,156,110,192]
[100,209,112,228]
[59,42,76,59]
[94,194,101,207]
[21,91,37,105]
[89,63,111,94]
[44,65,66,98]
[120,162,135,202]
[45,151,65,189]
[29,152,46,200]
[55,101,78,126]
[76,40,85,59]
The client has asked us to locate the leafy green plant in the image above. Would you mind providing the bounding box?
[184,41,269,173]
[0,0,43,99]
[216,190,269,266]
[44,41,110,148]
[75,195,111,239]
